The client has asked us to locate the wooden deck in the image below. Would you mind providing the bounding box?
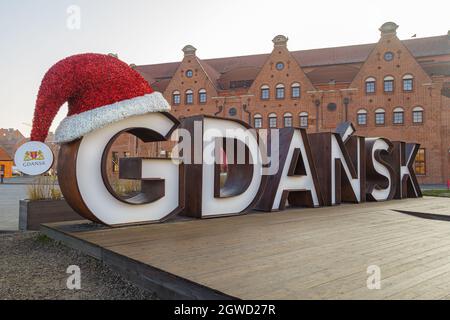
[42,197,450,299]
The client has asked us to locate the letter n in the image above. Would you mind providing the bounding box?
[308,132,366,206]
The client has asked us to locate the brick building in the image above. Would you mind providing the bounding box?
[0,128,25,159]
[130,22,449,185]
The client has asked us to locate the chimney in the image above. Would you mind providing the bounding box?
[182,45,197,57]
[379,22,399,36]
[272,35,288,48]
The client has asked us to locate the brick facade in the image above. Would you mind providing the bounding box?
[124,22,449,185]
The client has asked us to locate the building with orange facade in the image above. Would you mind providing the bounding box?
[131,22,449,185]
[0,146,13,178]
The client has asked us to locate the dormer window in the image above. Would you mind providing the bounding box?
[186,70,193,78]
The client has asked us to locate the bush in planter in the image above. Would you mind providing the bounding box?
[27,175,62,201]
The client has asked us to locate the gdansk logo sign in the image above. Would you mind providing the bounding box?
[56,113,422,227]
[14,142,54,176]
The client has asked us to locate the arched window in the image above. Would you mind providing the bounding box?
[268,113,277,128]
[357,109,368,125]
[198,89,207,103]
[253,114,262,129]
[172,90,180,105]
[403,74,414,92]
[365,77,376,94]
[299,112,308,128]
[260,85,270,100]
[412,106,424,124]
[393,107,404,124]
[283,112,293,127]
[291,82,301,98]
[375,108,385,125]
[185,89,193,104]
[275,83,285,99]
[384,76,394,93]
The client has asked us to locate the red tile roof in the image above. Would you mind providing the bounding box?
[0,146,12,161]
[136,35,450,89]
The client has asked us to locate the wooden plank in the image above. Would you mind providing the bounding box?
[43,196,450,299]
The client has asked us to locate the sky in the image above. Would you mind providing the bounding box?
[0,0,448,137]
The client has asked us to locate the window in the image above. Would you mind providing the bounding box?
[268,113,277,128]
[260,85,270,100]
[254,114,262,128]
[357,109,367,125]
[186,69,193,78]
[228,107,237,116]
[384,52,394,61]
[198,89,207,103]
[375,108,385,125]
[365,77,376,94]
[412,106,424,124]
[283,113,293,127]
[276,84,285,99]
[185,89,193,104]
[393,107,404,124]
[384,76,394,92]
[112,152,119,173]
[123,152,130,157]
[299,112,308,128]
[414,148,426,175]
[291,82,301,98]
[403,74,414,92]
[172,90,180,105]
[276,62,284,70]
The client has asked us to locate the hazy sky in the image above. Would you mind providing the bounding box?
[1,0,448,136]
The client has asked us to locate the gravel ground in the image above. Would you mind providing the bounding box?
[0,231,157,300]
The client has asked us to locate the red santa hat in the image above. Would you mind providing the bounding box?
[30,53,170,144]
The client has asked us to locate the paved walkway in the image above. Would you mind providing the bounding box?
[0,184,28,231]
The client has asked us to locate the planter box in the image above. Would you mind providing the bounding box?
[19,199,83,231]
